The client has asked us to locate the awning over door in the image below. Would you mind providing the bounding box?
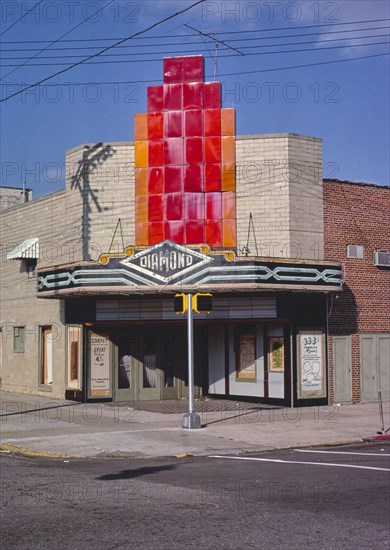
[7,238,39,260]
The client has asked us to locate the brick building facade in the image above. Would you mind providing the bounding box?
[1,134,339,406]
[324,180,390,403]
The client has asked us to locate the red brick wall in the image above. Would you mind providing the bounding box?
[323,179,390,402]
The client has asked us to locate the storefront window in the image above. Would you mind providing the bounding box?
[119,354,131,389]
[163,335,174,388]
[143,354,157,388]
[268,336,285,372]
[236,325,257,381]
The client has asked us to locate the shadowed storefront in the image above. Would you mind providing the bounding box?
[38,241,342,407]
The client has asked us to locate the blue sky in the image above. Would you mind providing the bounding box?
[1,0,389,197]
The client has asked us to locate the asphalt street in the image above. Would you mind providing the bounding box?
[1,442,389,550]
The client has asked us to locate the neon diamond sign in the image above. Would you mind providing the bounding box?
[121,240,213,284]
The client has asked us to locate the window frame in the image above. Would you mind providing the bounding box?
[235,324,257,382]
[347,244,364,259]
[66,325,82,391]
[38,325,53,390]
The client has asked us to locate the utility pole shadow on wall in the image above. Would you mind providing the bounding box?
[71,143,115,261]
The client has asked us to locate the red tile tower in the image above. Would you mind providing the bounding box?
[134,55,236,248]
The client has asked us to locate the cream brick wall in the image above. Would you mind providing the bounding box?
[65,142,135,260]
[236,133,324,260]
[0,142,137,395]
[0,191,67,396]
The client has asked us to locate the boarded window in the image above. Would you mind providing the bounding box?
[13,326,25,353]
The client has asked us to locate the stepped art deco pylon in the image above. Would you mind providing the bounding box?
[134,55,236,249]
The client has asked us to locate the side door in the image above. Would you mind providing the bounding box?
[361,333,390,402]
[333,335,352,403]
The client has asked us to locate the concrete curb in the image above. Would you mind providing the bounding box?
[362,434,390,442]
[0,443,70,459]
[0,438,371,461]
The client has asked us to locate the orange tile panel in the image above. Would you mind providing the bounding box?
[222,219,237,248]
[221,136,235,163]
[135,167,148,195]
[221,108,235,136]
[135,223,149,246]
[134,141,148,168]
[134,113,148,141]
[221,162,236,191]
[222,191,236,220]
[135,195,148,223]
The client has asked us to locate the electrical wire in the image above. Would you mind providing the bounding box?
[2,17,389,44]
[2,32,389,61]
[2,41,388,68]
[0,51,388,87]
[0,0,45,38]
[217,52,389,78]
[0,0,207,103]
[2,25,389,53]
[0,0,117,82]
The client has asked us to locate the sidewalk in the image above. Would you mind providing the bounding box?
[1,390,389,459]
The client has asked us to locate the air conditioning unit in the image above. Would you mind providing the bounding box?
[373,251,390,267]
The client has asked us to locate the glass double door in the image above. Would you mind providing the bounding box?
[114,325,188,401]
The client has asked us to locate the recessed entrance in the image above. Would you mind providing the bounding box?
[113,325,196,401]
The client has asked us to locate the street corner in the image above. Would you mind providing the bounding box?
[0,442,71,459]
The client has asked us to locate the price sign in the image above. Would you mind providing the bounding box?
[298,329,325,399]
[89,332,111,398]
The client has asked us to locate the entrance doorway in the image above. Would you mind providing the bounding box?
[333,335,352,403]
[113,325,193,401]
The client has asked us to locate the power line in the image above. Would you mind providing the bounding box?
[2,25,389,53]
[2,41,388,68]
[217,52,390,78]
[2,33,388,62]
[0,52,387,87]
[0,0,117,82]
[0,0,207,103]
[2,17,389,44]
[184,23,244,55]
[0,0,45,38]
